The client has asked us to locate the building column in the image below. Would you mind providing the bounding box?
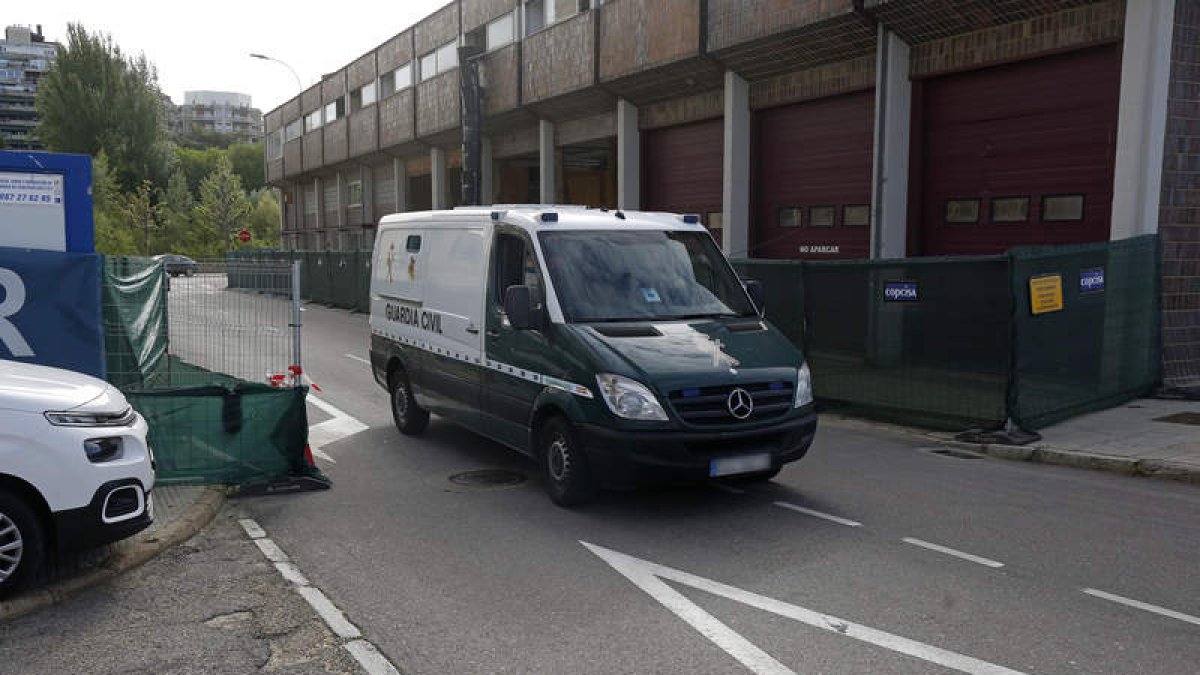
[870,26,912,260]
[361,166,374,226]
[1110,0,1177,239]
[394,157,408,212]
[336,172,346,229]
[313,177,323,231]
[539,119,557,204]
[722,71,750,256]
[481,137,494,205]
[617,98,641,210]
[431,146,447,210]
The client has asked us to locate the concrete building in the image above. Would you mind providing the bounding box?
[0,25,58,150]
[175,90,264,144]
[263,0,1199,388]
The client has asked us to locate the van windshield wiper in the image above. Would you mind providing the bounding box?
[664,312,738,321]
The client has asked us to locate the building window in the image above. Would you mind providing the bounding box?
[991,197,1029,223]
[778,208,802,228]
[351,82,376,111]
[809,206,835,228]
[843,204,870,227]
[323,97,345,124]
[436,40,458,72]
[486,11,516,51]
[347,181,363,208]
[420,52,437,81]
[305,109,322,132]
[945,198,980,224]
[525,0,547,35]
[1042,194,1085,222]
[267,130,283,160]
[395,63,412,90]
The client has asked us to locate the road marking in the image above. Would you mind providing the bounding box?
[344,353,371,365]
[298,586,362,639]
[902,538,1004,569]
[241,518,405,674]
[238,518,266,539]
[583,541,1028,675]
[711,483,746,495]
[308,395,369,464]
[774,502,862,527]
[344,640,403,675]
[253,538,289,563]
[1083,588,1200,626]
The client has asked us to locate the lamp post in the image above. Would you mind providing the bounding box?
[249,53,303,94]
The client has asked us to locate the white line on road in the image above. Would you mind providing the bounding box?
[344,640,403,675]
[275,562,310,586]
[902,538,1004,568]
[298,586,362,639]
[773,502,862,527]
[583,542,1029,675]
[1083,588,1200,626]
[344,353,371,365]
[253,538,289,563]
[238,518,266,539]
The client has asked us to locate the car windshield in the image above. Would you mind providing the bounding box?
[537,229,756,323]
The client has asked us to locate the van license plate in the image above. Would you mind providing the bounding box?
[710,454,771,477]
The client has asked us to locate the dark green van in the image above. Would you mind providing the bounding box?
[369,207,816,505]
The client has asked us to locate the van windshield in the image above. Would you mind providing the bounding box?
[537,230,756,323]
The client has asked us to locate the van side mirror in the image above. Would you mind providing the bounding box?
[742,279,765,315]
[504,285,538,330]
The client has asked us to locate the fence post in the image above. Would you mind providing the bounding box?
[291,259,302,387]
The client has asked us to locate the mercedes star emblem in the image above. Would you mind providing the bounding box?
[727,388,754,420]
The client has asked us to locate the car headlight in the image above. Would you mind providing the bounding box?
[45,407,137,427]
[794,363,813,408]
[596,374,668,421]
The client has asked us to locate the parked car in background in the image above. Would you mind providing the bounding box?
[0,361,155,596]
[155,254,198,277]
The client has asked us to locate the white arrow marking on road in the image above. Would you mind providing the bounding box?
[581,541,1029,675]
[344,353,371,365]
[308,395,369,463]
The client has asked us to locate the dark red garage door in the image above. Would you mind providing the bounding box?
[753,90,875,260]
[918,44,1122,256]
[642,118,724,240]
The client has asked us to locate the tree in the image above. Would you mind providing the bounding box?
[156,170,196,255]
[226,143,266,193]
[36,23,171,191]
[245,189,282,249]
[91,152,139,255]
[194,155,251,256]
[175,146,224,193]
[119,180,163,256]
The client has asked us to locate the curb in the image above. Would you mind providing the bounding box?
[0,486,227,623]
[820,415,1200,485]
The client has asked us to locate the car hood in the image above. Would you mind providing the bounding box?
[571,318,804,390]
[0,360,125,414]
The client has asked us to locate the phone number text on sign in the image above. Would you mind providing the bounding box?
[0,174,63,208]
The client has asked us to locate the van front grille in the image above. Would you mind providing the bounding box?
[668,381,793,426]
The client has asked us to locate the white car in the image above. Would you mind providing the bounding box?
[0,361,155,596]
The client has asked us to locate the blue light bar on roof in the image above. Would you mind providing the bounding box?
[682,214,700,224]
[541,212,558,223]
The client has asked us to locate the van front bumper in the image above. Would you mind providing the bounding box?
[574,411,817,487]
[52,478,154,552]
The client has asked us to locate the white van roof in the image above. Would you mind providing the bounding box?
[378,205,708,235]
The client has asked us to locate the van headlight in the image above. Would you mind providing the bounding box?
[596,374,668,421]
[794,363,813,408]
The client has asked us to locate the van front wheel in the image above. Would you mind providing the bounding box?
[0,491,44,598]
[540,417,597,507]
[389,368,429,436]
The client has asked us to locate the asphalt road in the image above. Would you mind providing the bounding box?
[231,297,1200,673]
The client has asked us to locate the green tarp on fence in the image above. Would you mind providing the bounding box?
[103,257,168,389]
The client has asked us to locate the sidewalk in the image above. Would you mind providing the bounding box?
[826,397,1200,483]
[0,484,224,622]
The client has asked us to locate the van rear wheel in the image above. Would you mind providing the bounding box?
[0,491,44,598]
[540,417,597,507]
[389,368,429,436]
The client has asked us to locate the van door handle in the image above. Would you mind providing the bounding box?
[465,326,480,334]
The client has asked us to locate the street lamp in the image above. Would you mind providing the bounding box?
[249,53,303,93]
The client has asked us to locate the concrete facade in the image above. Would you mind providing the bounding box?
[263,0,1199,388]
[0,25,58,150]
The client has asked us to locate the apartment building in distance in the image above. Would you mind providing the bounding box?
[173,90,264,144]
[0,25,58,150]
[264,0,1198,387]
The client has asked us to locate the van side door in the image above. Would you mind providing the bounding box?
[482,228,554,453]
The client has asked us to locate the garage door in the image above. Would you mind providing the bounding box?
[642,119,724,241]
[753,90,875,260]
[919,44,1121,256]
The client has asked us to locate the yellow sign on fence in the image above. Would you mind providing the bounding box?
[1029,274,1064,315]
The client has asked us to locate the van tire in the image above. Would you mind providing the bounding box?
[389,368,429,436]
[539,417,597,507]
[0,490,45,598]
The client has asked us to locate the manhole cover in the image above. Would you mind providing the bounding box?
[1153,412,1200,426]
[922,447,984,460]
[448,469,527,488]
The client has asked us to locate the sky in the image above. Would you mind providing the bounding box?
[7,0,450,113]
